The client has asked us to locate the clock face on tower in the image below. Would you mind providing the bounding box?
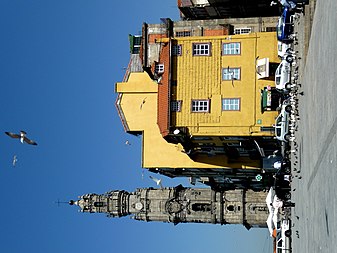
[135,202,143,210]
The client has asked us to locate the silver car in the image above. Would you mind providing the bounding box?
[274,101,292,142]
[277,41,293,59]
[275,55,294,92]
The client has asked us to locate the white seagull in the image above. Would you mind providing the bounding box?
[149,175,163,189]
[5,131,37,145]
[12,155,18,167]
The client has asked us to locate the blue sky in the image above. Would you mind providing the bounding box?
[0,1,271,252]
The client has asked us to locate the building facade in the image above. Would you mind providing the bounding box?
[177,0,280,20]
[116,18,282,190]
[70,185,269,229]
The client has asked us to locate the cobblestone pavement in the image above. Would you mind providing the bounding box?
[289,0,337,252]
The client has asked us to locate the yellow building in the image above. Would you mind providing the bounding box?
[116,18,281,190]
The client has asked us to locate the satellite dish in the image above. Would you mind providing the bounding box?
[173,129,180,135]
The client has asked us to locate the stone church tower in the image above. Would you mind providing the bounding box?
[70,185,268,229]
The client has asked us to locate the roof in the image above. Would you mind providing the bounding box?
[156,40,171,137]
[116,54,143,132]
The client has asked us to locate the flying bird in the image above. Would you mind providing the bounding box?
[12,155,18,167]
[149,175,163,189]
[5,131,37,145]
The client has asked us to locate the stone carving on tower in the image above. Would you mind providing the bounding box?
[70,185,268,229]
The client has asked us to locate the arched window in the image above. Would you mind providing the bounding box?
[227,205,234,211]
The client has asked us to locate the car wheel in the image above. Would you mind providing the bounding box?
[285,192,291,200]
[286,55,293,63]
[285,83,292,90]
[285,48,293,54]
[285,105,292,113]
[284,166,291,174]
[285,134,290,141]
[285,230,291,237]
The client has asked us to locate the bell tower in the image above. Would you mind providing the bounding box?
[69,185,268,229]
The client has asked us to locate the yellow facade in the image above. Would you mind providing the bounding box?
[172,32,279,136]
[116,72,259,169]
[116,32,280,170]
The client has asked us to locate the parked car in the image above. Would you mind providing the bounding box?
[278,0,297,9]
[278,0,308,9]
[273,160,291,201]
[274,100,292,142]
[277,41,293,59]
[275,219,292,253]
[275,58,293,93]
[277,6,294,43]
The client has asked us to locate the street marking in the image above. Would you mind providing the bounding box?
[307,117,337,189]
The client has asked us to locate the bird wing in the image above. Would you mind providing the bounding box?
[149,176,159,184]
[23,137,37,145]
[5,132,21,139]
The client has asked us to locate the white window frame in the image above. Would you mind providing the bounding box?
[155,63,164,74]
[222,68,241,81]
[191,100,210,112]
[171,100,182,112]
[192,43,211,56]
[222,98,240,111]
[175,31,191,37]
[234,27,251,34]
[222,42,241,55]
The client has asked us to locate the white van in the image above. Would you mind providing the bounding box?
[276,219,291,253]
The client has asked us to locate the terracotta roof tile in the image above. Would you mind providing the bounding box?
[157,41,171,137]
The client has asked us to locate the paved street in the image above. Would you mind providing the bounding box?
[291,0,337,252]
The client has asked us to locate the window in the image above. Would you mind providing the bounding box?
[191,100,210,112]
[222,42,241,55]
[192,43,211,56]
[222,98,240,111]
[222,68,240,81]
[93,202,104,207]
[130,35,142,54]
[155,63,164,74]
[172,45,182,56]
[192,203,211,212]
[171,100,182,112]
[175,31,191,37]
[266,27,277,32]
[234,27,251,34]
[133,36,142,45]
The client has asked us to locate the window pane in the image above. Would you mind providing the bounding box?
[155,64,164,73]
[172,45,182,56]
[193,43,210,56]
[222,68,240,80]
[191,100,210,112]
[171,101,182,112]
[223,43,240,55]
[222,98,240,111]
